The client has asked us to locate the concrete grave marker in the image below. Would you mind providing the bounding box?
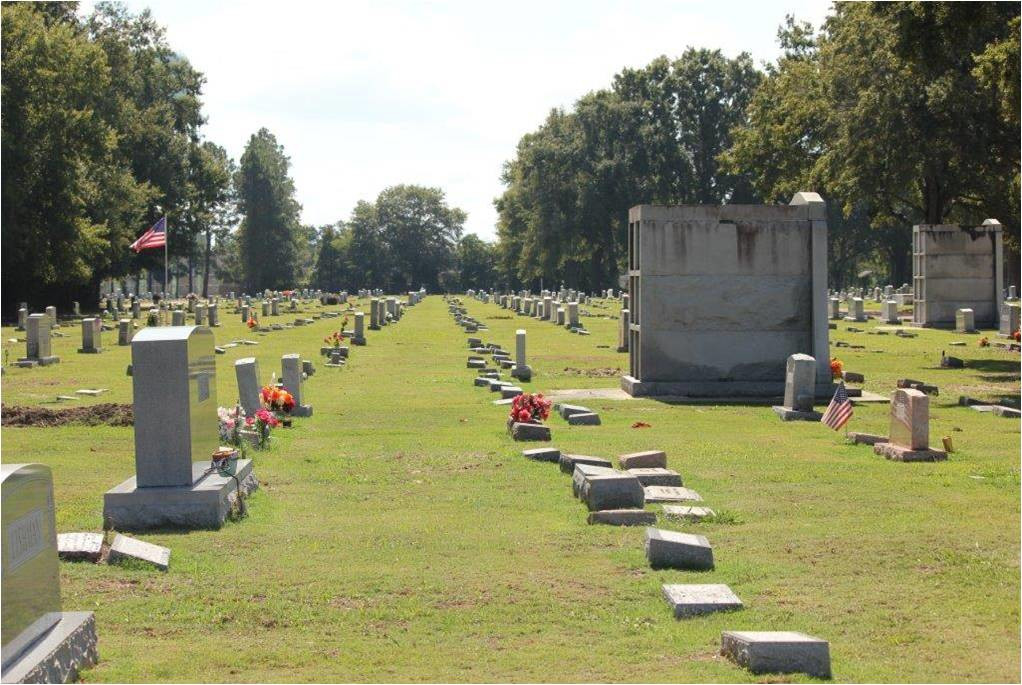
[107,534,170,571]
[772,353,823,421]
[56,533,104,562]
[662,584,742,618]
[874,388,947,461]
[720,631,831,679]
[645,527,714,570]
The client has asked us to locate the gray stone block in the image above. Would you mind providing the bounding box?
[500,386,523,398]
[566,412,601,425]
[772,406,823,421]
[720,631,831,679]
[644,486,702,502]
[473,376,490,387]
[645,527,714,570]
[56,533,104,562]
[626,468,682,487]
[522,447,559,462]
[103,460,257,531]
[588,509,656,526]
[572,464,617,497]
[580,473,645,511]
[662,505,715,521]
[662,584,742,618]
[556,403,591,419]
[618,450,667,469]
[510,422,550,441]
[0,612,97,684]
[558,453,612,474]
[108,533,170,571]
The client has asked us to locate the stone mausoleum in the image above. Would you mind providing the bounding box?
[621,192,831,398]
[911,220,1003,328]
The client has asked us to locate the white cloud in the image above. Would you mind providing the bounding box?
[84,0,832,239]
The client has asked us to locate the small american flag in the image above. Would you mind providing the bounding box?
[130,216,167,252]
[821,381,853,430]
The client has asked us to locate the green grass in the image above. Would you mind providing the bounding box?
[1,296,1019,682]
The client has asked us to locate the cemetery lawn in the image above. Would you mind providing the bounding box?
[1,297,1019,683]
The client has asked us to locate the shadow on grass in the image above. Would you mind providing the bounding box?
[965,359,1021,374]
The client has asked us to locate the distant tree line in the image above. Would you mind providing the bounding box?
[494,2,1020,291]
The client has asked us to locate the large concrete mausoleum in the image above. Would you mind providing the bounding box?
[621,192,831,398]
[911,220,1003,328]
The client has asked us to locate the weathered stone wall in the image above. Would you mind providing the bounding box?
[622,193,829,397]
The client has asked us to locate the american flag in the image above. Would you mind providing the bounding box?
[821,381,854,430]
[129,216,167,252]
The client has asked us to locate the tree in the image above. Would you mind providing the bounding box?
[312,225,354,291]
[457,235,497,291]
[186,142,235,298]
[235,128,301,291]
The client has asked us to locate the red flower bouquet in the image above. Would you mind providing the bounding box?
[829,358,844,380]
[508,392,552,426]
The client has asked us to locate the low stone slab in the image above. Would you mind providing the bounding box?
[556,403,592,419]
[618,450,667,469]
[0,611,97,685]
[662,505,715,521]
[720,631,831,679]
[992,405,1021,418]
[74,388,108,396]
[566,411,601,425]
[467,358,485,369]
[772,406,823,421]
[510,422,551,441]
[644,486,702,502]
[572,463,617,497]
[108,533,170,570]
[662,584,742,618]
[488,380,512,392]
[57,532,104,562]
[848,432,887,445]
[522,447,560,462]
[501,386,523,398]
[473,376,492,387]
[645,527,714,570]
[588,509,656,526]
[558,453,612,474]
[580,472,645,511]
[627,468,682,487]
[874,442,947,462]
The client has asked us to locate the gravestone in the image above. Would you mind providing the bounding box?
[16,314,59,367]
[644,485,703,502]
[882,300,899,324]
[172,310,186,326]
[57,532,104,562]
[579,471,645,511]
[16,307,27,331]
[352,312,366,345]
[132,300,141,320]
[1,464,98,683]
[622,193,830,397]
[662,584,742,618]
[207,302,219,327]
[645,527,714,570]
[618,450,666,469]
[281,354,313,417]
[999,303,1020,338]
[78,318,102,354]
[772,354,822,421]
[955,308,976,333]
[234,357,262,417]
[194,303,206,326]
[510,329,532,382]
[45,306,57,329]
[873,388,947,461]
[912,220,1003,327]
[617,309,630,352]
[261,301,270,317]
[103,326,257,529]
[844,297,866,322]
[829,297,840,320]
[721,631,831,679]
[369,299,380,330]
[240,304,250,324]
[118,319,132,346]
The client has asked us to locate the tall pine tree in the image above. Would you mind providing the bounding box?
[235,128,301,291]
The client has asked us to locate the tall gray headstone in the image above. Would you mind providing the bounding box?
[17,314,59,366]
[511,329,532,382]
[172,310,185,326]
[234,357,261,417]
[118,319,132,346]
[281,353,313,417]
[78,318,102,353]
[618,309,630,352]
[352,311,366,344]
[16,307,27,331]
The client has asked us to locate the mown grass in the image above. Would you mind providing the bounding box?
[1,295,1019,682]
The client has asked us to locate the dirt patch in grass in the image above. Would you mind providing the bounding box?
[1,402,133,427]
[562,366,621,378]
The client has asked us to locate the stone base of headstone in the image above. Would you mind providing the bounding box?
[510,364,532,382]
[616,344,628,353]
[587,509,656,526]
[580,473,644,511]
[873,442,947,462]
[627,468,682,487]
[0,611,98,685]
[663,584,742,618]
[847,432,887,445]
[77,347,103,354]
[351,336,366,346]
[290,405,313,418]
[16,356,60,367]
[510,421,550,441]
[645,528,714,570]
[720,631,831,679]
[103,460,258,530]
[566,411,601,425]
[619,450,667,469]
[522,447,560,462]
[771,406,823,421]
[622,375,834,399]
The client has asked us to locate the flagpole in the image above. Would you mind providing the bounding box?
[164,214,169,299]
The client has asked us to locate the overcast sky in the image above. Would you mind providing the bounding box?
[85,0,832,239]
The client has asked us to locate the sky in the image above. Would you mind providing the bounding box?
[84,0,832,240]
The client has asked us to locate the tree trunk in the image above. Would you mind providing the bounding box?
[202,229,212,298]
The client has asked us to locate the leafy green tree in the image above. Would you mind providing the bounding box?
[375,185,465,291]
[312,225,354,291]
[235,128,301,291]
[456,235,497,291]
